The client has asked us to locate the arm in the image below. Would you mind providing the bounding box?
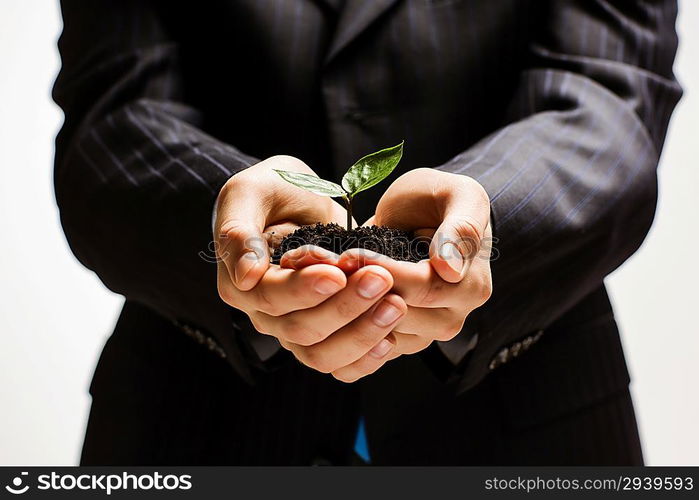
[367,0,682,391]
[53,0,260,378]
[54,0,398,381]
[437,0,682,390]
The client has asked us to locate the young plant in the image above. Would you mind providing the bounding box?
[274,141,404,230]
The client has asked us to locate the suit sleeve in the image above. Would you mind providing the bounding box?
[53,0,261,380]
[434,0,682,392]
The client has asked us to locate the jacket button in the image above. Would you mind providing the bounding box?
[489,346,510,370]
[488,330,545,371]
[509,341,522,358]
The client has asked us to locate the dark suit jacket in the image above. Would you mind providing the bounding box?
[53,0,681,464]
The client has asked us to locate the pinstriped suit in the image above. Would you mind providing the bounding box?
[53,0,681,464]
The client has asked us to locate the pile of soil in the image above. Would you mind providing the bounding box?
[271,223,430,264]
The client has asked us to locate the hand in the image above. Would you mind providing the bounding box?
[215,155,348,291]
[282,168,493,380]
[215,156,405,378]
[346,168,493,361]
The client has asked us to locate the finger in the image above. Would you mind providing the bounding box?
[252,265,394,346]
[429,179,491,283]
[331,330,431,382]
[372,169,490,283]
[337,249,467,308]
[390,331,433,355]
[429,214,486,283]
[230,264,347,317]
[215,181,270,291]
[393,306,465,341]
[330,334,396,383]
[291,294,406,374]
[279,245,341,269]
[217,260,239,308]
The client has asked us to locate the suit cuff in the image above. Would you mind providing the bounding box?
[417,319,480,385]
[436,331,479,364]
[232,313,287,370]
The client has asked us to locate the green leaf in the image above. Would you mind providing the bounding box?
[273,170,347,198]
[341,141,404,197]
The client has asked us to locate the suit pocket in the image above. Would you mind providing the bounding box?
[494,314,631,432]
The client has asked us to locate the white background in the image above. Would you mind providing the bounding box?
[0,0,697,465]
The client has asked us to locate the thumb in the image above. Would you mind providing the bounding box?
[429,214,486,283]
[215,183,270,291]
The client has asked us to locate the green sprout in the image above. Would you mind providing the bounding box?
[274,141,404,231]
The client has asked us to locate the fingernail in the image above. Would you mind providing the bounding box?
[313,277,343,295]
[369,338,394,359]
[357,272,389,299]
[372,300,403,327]
[235,251,261,284]
[439,242,464,275]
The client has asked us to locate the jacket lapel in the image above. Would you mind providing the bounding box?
[324,0,401,64]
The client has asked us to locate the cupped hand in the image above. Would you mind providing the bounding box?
[215,155,347,292]
[274,245,407,381]
[215,156,403,377]
[282,168,493,375]
[357,167,493,355]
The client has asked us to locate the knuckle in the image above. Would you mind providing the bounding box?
[218,220,252,246]
[480,275,493,303]
[332,371,359,384]
[217,278,237,306]
[281,320,322,346]
[335,297,364,320]
[220,174,257,204]
[472,270,493,305]
[333,373,359,384]
[302,347,334,374]
[473,179,491,206]
[410,167,435,179]
[268,154,308,172]
[400,337,432,355]
[269,154,296,164]
[393,167,430,188]
[444,174,491,209]
[248,314,270,335]
[461,175,490,205]
[351,325,384,352]
[254,286,280,316]
[434,331,450,342]
[224,223,252,242]
[278,320,302,342]
[220,174,243,198]
[436,318,466,341]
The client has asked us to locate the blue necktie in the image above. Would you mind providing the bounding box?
[353,417,370,463]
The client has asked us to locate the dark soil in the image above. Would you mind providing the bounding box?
[271,223,430,264]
